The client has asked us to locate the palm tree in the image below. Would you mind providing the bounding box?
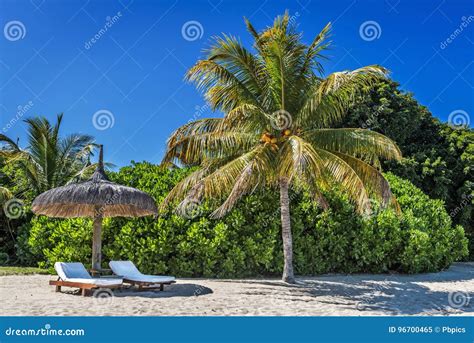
[0,186,12,204]
[0,114,96,196]
[161,13,402,283]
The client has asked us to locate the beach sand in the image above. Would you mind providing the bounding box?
[1,263,472,316]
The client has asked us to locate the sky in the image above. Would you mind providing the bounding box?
[0,0,473,168]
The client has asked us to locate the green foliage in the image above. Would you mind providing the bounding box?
[343,79,473,240]
[24,163,467,276]
[0,114,96,263]
[0,114,96,195]
[26,217,95,269]
[0,266,49,276]
[385,173,468,272]
[163,14,400,226]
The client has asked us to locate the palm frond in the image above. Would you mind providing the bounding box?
[223,103,270,131]
[315,148,371,213]
[211,146,273,218]
[297,65,389,127]
[207,34,266,98]
[330,151,394,207]
[279,135,323,181]
[164,131,257,166]
[160,156,235,211]
[278,136,330,209]
[1,115,95,194]
[299,22,331,77]
[304,128,402,163]
[161,14,401,221]
[0,186,12,204]
[244,17,260,43]
[0,134,21,151]
[186,60,260,112]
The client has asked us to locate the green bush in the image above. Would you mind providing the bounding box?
[466,232,474,261]
[24,163,468,276]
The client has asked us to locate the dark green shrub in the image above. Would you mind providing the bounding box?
[25,163,468,276]
[386,173,468,272]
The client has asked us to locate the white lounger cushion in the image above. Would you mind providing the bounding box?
[125,275,176,283]
[62,278,123,287]
[55,262,91,280]
[109,261,175,283]
[54,262,122,286]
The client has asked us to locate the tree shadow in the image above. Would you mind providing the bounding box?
[112,283,213,298]
[62,283,213,298]
[222,263,473,315]
[302,278,472,315]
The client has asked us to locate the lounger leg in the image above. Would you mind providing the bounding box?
[82,288,87,296]
[160,284,164,291]
[55,285,61,292]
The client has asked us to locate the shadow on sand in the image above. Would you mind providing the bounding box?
[215,262,473,315]
[114,283,214,298]
[63,283,213,298]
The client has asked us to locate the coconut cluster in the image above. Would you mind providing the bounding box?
[259,130,292,149]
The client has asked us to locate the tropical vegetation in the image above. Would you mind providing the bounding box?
[161,13,402,282]
[0,13,472,275]
[20,162,467,276]
[0,114,96,197]
[0,114,96,262]
[342,79,473,258]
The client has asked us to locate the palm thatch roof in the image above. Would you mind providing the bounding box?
[32,145,157,218]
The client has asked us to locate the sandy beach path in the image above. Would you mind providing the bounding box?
[1,263,472,316]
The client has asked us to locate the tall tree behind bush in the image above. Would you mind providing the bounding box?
[0,114,97,263]
[343,80,473,239]
[23,162,468,276]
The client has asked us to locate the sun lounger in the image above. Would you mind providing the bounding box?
[50,262,123,296]
[109,261,175,291]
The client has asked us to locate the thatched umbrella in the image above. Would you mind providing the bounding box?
[32,145,157,272]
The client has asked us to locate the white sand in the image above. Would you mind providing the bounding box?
[1,263,472,316]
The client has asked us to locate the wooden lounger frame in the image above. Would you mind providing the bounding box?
[49,278,121,296]
[122,278,176,291]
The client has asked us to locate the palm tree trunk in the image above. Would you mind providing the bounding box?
[279,176,295,283]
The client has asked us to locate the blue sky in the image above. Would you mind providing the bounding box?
[0,0,473,168]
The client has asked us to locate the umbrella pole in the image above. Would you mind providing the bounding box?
[92,210,103,273]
